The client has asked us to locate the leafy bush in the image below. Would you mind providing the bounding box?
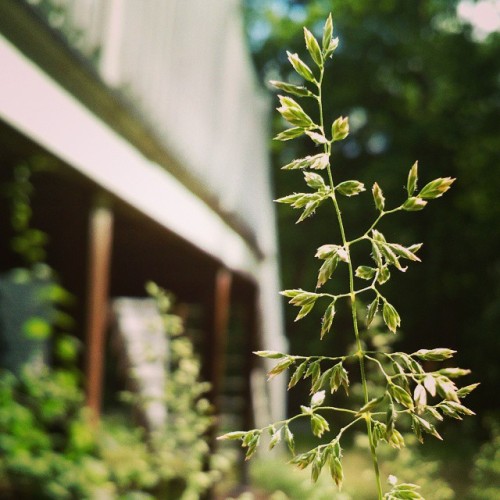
[469,417,500,500]
[0,160,228,498]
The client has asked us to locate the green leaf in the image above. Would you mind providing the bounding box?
[269,80,312,97]
[316,367,333,393]
[407,161,419,196]
[371,241,384,268]
[295,301,315,321]
[386,400,397,433]
[274,127,305,141]
[254,350,287,359]
[291,449,314,470]
[326,37,339,55]
[288,360,308,389]
[412,414,443,442]
[305,360,321,384]
[317,255,339,287]
[305,130,329,145]
[412,348,455,361]
[377,265,391,284]
[456,383,480,398]
[403,196,428,211]
[372,182,385,211]
[439,400,475,418]
[389,383,414,410]
[388,243,422,262]
[244,432,261,460]
[383,301,401,333]
[413,384,427,413]
[438,367,471,378]
[380,243,407,272]
[297,199,322,222]
[386,428,405,449]
[372,229,386,242]
[398,353,424,374]
[329,456,343,488]
[275,192,307,205]
[372,420,387,447]
[23,317,51,340]
[426,406,444,422]
[282,153,329,170]
[287,51,316,82]
[336,180,365,196]
[357,396,385,415]
[311,450,322,483]
[55,335,79,362]
[311,413,330,437]
[282,289,320,306]
[218,431,247,441]
[304,171,326,189]
[436,377,460,403]
[330,362,349,394]
[356,265,376,280]
[309,153,330,170]
[277,95,315,128]
[316,244,341,260]
[321,301,336,339]
[304,27,323,67]
[385,482,423,500]
[423,373,437,397]
[267,358,295,380]
[419,177,455,199]
[331,116,349,141]
[269,428,282,450]
[322,13,333,52]
[284,425,295,455]
[366,296,379,327]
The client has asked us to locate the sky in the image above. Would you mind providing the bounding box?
[457,0,500,39]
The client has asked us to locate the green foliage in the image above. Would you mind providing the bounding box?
[0,292,223,499]
[0,160,229,498]
[221,14,476,499]
[3,160,50,265]
[469,417,500,499]
[0,286,225,499]
[142,282,226,499]
[242,437,454,500]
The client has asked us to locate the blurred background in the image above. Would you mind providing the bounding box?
[0,0,499,498]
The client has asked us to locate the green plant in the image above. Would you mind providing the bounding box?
[469,416,500,499]
[245,435,455,500]
[141,282,227,500]
[220,14,476,499]
[0,162,228,498]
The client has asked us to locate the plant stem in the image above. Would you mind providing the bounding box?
[316,67,384,499]
[331,190,384,500]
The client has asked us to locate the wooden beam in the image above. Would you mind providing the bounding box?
[210,267,233,415]
[85,199,113,418]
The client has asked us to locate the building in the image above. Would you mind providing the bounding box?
[0,0,286,437]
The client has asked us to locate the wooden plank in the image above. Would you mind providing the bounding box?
[85,199,113,418]
[210,267,232,415]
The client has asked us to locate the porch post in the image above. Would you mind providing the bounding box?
[85,198,114,418]
[211,267,233,416]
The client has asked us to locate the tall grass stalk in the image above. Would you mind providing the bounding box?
[220,14,476,500]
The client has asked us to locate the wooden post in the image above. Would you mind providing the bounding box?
[85,199,113,418]
[241,285,259,486]
[211,267,232,416]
